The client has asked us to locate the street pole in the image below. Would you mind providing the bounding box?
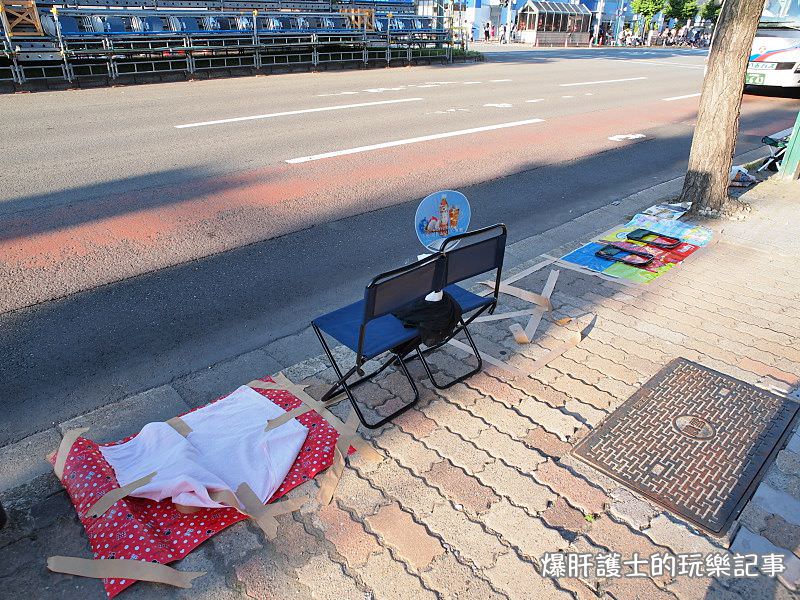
[505,0,513,43]
[594,0,605,45]
[780,111,800,181]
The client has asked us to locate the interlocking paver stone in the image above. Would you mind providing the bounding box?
[366,502,445,571]
[423,459,500,515]
[334,468,389,516]
[484,551,572,600]
[395,409,439,439]
[426,503,508,569]
[421,553,502,600]
[524,426,573,459]
[541,496,589,538]
[295,554,365,600]
[474,426,547,471]
[508,377,570,408]
[422,426,494,474]
[358,551,438,600]
[313,503,381,568]
[484,500,567,560]
[364,459,443,517]
[533,460,609,515]
[608,487,659,531]
[466,372,527,408]
[373,427,440,475]
[643,515,721,557]
[515,398,583,441]
[476,460,556,513]
[422,399,489,440]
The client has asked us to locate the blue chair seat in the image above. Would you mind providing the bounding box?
[445,284,494,313]
[313,300,420,360]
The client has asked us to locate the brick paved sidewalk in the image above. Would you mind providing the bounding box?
[2,178,798,600]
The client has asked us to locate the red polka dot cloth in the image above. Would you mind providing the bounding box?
[51,376,349,598]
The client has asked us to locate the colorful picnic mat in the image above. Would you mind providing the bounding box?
[50,377,342,598]
[561,214,712,284]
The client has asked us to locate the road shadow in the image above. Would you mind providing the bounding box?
[1,100,790,447]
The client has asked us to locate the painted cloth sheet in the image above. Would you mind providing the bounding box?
[561,242,674,284]
[52,377,341,598]
[561,215,708,283]
[100,386,308,509]
[626,214,713,247]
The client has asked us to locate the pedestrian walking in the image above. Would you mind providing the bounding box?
[484,21,490,41]
[500,23,507,44]
[490,22,495,40]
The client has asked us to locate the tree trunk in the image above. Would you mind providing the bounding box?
[678,0,763,213]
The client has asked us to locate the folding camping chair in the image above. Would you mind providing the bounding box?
[414,224,507,389]
[312,253,445,428]
[312,224,506,428]
[758,134,789,172]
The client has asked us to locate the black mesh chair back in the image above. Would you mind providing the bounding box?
[364,254,445,321]
[441,224,507,286]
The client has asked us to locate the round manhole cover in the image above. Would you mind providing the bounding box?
[673,415,716,440]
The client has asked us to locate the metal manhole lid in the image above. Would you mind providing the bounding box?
[572,358,799,535]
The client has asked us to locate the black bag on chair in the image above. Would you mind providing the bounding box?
[393,291,463,348]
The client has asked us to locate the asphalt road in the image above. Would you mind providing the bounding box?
[1,47,798,445]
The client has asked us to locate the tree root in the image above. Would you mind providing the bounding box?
[694,197,752,220]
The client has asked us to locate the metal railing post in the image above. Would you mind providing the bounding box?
[780,110,800,181]
[185,35,194,74]
[51,6,73,82]
[312,32,318,65]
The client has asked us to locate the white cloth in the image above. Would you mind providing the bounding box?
[100,386,308,508]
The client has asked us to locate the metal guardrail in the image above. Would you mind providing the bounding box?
[0,6,451,85]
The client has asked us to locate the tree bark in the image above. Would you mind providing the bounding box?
[678,0,763,213]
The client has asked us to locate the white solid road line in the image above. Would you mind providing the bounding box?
[286,118,545,164]
[662,92,702,101]
[174,97,423,129]
[630,60,705,69]
[559,76,647,87]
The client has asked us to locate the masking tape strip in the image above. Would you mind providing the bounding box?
[235,482,309,539]
[209,488,242,510]
[501,257,558,286]
[254,374,382,463]
[85,471,157,519]
[317,409,359,505]
[514,269,560,343]
[473,309,537,323]
[47,556,205,589]
[541,255,640,288]
[175,504,203,515]
[524,316,596,374]
[166,416,192,437]
[497,284,553,311]
[247,379,296,391]
[53,427,89,481]
[477,257,558,297]
[264,405,309,433]
[480,281,553,310]
[446,339,528,378]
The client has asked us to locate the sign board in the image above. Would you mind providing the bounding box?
[415,190,471,251]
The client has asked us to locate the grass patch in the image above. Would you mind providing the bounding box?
[451,48,484,60]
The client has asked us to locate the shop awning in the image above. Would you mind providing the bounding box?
[520,1,592,14]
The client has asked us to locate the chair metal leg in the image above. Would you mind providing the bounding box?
[313,324,421,429]
[416,317,484,390]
